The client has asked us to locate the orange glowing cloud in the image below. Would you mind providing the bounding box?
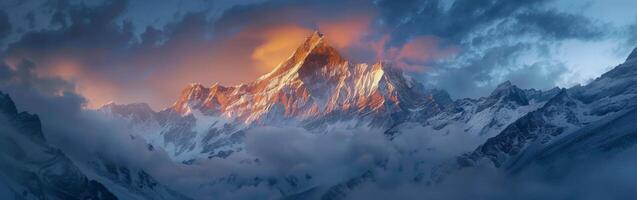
[379,36,459,72]
[318,15,373,49]
[248,14,374,74]
[5,8,452,110]
[251,25,312,72]
[42,58,129,108]
[248,14,374,73]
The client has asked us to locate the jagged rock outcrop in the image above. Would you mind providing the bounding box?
[0,92,117,200]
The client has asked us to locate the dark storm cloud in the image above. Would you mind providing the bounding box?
[367,0,608,97]
[428,43,531,97]
[0,0,623,105]
[1,0,272,108]
[626,19,637,46]
[6,0,133,63]
[1,1,636,199]
[0,59,85,118]
[438,0,546,40]
[514,9,605,40]
[505,61,568,90]
[380,0,548,43]
[0,10,10,40]
[0,59,75,97]
[207,0,598,97]
[212,0,376,34]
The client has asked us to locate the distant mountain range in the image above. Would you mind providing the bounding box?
[2,32,637,199]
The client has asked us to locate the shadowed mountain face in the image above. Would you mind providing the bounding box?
[0,92,117,200]
[457,46,637,174]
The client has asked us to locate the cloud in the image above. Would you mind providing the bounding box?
[380,36,459,72]
[425,43,526,98]
[0,10,10,40]
[0,56,633,199]
[250,25,312,71]
[344,144,637,200]
[318,15,373,49]
[1,0,616,108]
[1,1,285,109]
[626,19,637,47]
[2,1,637,199]
[514,9,606,40]
[374,0,610,97]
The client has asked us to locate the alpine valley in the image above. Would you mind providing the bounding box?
[3,32,637,199]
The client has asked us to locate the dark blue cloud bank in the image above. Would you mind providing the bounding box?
[1,0,637,199]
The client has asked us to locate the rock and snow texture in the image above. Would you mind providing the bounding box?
[456,48,637,174]
[0,92,190,200]
[169,31,443,125]
[98,32,637,199]
[4,29,637,199]
[0,92,117,200]
[102,32,453,162]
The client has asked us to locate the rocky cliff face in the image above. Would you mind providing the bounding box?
[455,47,637,174]
[170,32,446,126]
[0,92,117,200]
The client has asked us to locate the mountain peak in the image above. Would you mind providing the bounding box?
[490,81,524,98]
[0,91,18,116]
[479,81,529,111]
[259,31,345,80]
[168,31,440,124]
[494,81,513,90]
[100,102,157,123]
[309,31,324,40]
[100,102,153,111]
[627,47,637,62]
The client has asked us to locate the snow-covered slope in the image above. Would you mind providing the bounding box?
[73,32,637,199]
[170,32,443,126]
[456,47,637,174]
[0,92,191,200]
[0,92,117,200]
[101,32,453,162]
[388,81,559,140]
[101,32,570,166]
[77,155,191,200]
[510,107,637,174]
[288,47,637,200]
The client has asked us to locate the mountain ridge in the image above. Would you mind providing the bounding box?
[99,32,563,162]
[0,91,118,200]
[169,31,448,126]
[24,31,637,199]
[453,47,637,175]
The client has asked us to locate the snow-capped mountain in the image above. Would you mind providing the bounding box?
[101,32,453,162]
[456,47,637,173]
[388,81,560,140]
[0,92,116,200]
[6,25,637,199]
[78,155,191,200]
[310,47,637,200]
[171,32,446,126]
[0,92,190,200]
[99,32,568,166]
[99,32,637,199]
